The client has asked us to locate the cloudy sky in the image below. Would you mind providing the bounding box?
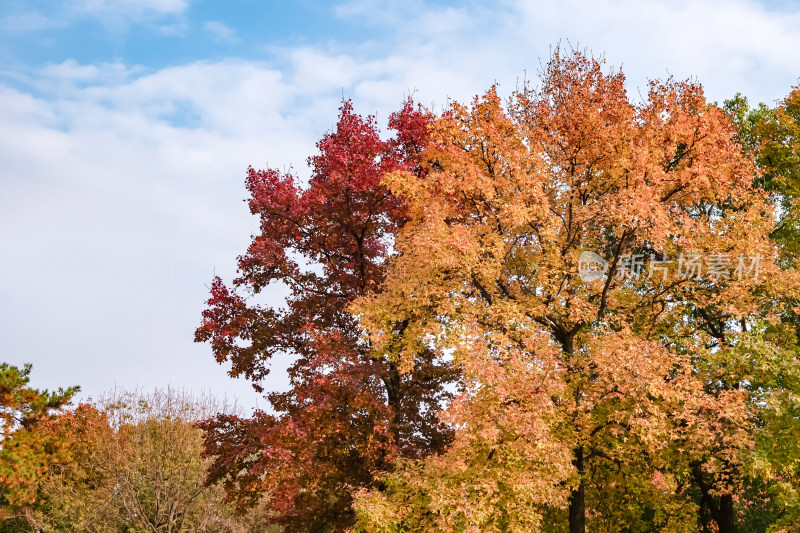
[1,0,799,408]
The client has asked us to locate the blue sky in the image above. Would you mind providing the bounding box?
[1,1,394,71]
[1,0,799,409]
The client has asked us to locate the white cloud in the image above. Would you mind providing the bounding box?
[0,55,362,408]
[0,0,192,36]
[1,0,799,407]
[157,21,189,36]
[502,0,800,104]
[0,11,67,34]
[332,0,800,105]
[71,0,190,17]
[203,21,238,43]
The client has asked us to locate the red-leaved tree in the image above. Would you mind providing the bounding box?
[195,100,459,532]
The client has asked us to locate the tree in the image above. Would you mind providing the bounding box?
[18,403,117,532]
[353,49,798,532]
[722,84,800,532]
[24,388,271,533]
[753,85,800,266]
[195,100,459,531]
[0,362,77,526]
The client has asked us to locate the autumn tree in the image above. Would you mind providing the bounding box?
[723,88,799,262]
[22,388,270,533]
[195,100,459,531]
[353,50,798,533]
[17,403,116,532]
[721,84,800,532]
[0,362,77,527]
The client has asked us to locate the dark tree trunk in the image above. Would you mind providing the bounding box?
[692,462,738,533]
[700,497,712,533]
[568,446,586,533]
[717,493,738,533]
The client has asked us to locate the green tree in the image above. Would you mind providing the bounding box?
[0,362,77,527]
[722,84,800,532]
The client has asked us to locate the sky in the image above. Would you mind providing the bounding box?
[1,0,799,409]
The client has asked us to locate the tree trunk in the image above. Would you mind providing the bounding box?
[692,462,738,533]
[568,446,586,533]
[717,493,737,533]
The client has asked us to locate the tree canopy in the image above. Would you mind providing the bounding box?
[0,363,77,524]
[195,99,459,532]
[352,49,800,533]
[5,46,799,533]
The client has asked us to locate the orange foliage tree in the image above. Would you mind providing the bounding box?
[353,50,799,533]
[0,363,77,525]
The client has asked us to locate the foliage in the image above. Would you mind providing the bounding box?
[196,100,459,531]
[723,84,800,533]
[12,389,272,533]
[5,49,794,533]
[352,49,800,533]
[0,363,77,524]
[724,89,800,264]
